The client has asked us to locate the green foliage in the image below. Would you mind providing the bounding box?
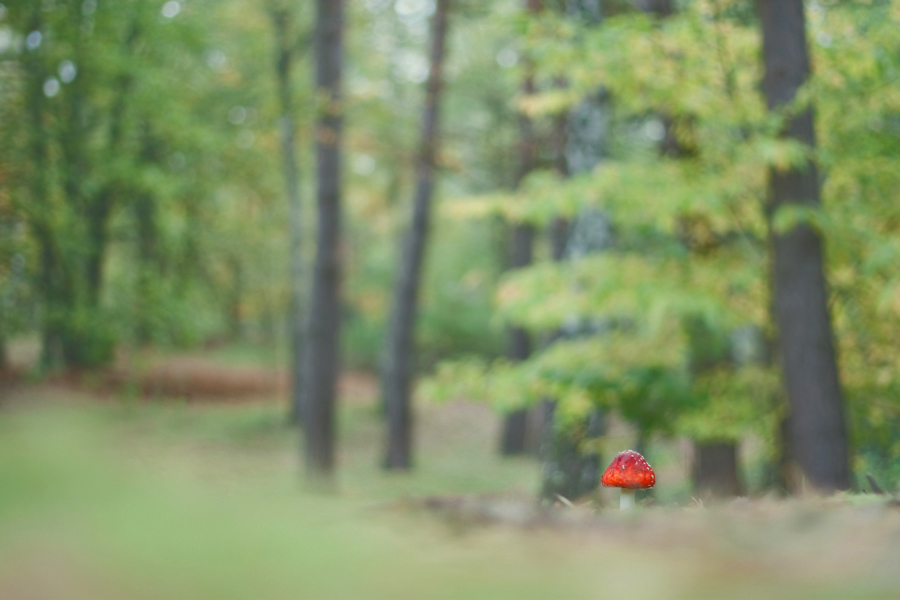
[0,0,521,372]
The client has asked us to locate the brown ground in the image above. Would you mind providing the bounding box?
[0,347,378,405]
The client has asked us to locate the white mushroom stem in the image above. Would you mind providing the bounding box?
[619,489,636,510]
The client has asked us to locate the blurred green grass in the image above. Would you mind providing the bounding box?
[1,393,899,600]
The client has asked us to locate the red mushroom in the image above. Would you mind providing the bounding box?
[601,450,655,510]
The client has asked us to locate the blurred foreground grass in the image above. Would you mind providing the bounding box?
[1,388,900,599]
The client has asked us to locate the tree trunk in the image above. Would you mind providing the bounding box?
[304,0,344,482]
[537,1,607,501]
[757,0,850,492]
[24,6,63,371]
[500,409,529,456]
[499,319,532,455]
[134,125,162,345]
[634,0,673,17]
[382,0,450,470]
[228,257,243,339]
[762,239,792,493]
[500,25,540,454]
[540,401,603,501]
[685,315,742,498]
[134,188,159,345]
[694,442,743,499]
[270,4,306,424]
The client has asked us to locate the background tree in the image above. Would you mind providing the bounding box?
[499,0,542,458]
[382,0,452,470]
[757,0,850,491]
[267,0,306,424]
[535,0,611,501]
[304,0,345,481]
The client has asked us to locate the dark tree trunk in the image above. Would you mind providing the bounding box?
[134,191,158,344]
[694,442,743,498]
[537,2,606,501]
[500,28,540,454]
[82,17,139,316]
[685,316,742,498]
[540,401,603,501]
[270,4,306,424]
[500,409,529,456]
[757,0,850,492]
[304,0,344,482]
[634,0,673,17]
[499,319,533,455]
[550,218,570,261]
[382,0,450,470]
[24,6,64,370]
[762,241,792,493]
[134,130,161,345]
[228,257,243,339]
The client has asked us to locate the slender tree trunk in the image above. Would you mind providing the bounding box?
[269,4,306,424]
[76,6,140,362]
[24,6,61,370]
[382,0,450,470]
[228,257,243,339]
[134,191,158,344]
[304,0,344,482]
[500,233,534,454]
[757,0,850,492]
[500,12,540,454]
[134,128,161,345]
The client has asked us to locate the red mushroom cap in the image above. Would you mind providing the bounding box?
[601,450,655,489]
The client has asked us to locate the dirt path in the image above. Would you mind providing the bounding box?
[1,349,379,405]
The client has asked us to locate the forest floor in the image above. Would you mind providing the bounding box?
[1,343,900,599]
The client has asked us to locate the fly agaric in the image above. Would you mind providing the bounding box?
[601,450,655,510]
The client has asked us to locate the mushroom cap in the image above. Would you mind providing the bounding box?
[601,450,656,489]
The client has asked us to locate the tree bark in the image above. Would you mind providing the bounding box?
[685,316,742,497]
[499,316,533,455]
[269,4,306,424]
[540,401,603,501]
[304,0,344,482]
[382,0,450,470]
[500,20,540,454]
[537,1,606,502]
[23,6,64,370]
[694,442,743,498]
[634,0,673,17]
[134,133,161,345]
[757,0,850,492]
